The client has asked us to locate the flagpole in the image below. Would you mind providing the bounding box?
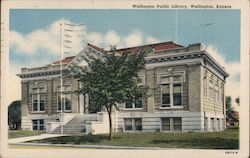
[60,23,64,135]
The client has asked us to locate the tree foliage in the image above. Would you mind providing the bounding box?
[225,96,239,126]
[8,100,21,130]
[72,47,151,139]
[235,97,240,106]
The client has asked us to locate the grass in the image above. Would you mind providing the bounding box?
[27,128,239,149]
[8,130,45,139]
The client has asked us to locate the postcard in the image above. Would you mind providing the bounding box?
[1,0,249,158]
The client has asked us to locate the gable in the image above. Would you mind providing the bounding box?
[65,44,106,69]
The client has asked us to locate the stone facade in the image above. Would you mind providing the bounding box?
[18,42,228,133]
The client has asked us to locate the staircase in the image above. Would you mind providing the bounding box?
[52,114,97,134]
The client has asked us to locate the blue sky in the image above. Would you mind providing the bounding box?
[10,9,240,61]
[9,9,241,108]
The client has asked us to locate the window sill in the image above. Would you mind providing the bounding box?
[56,110,72,113]
[122,108,144,111]
[30,111,45,114]
[159,106,184,110]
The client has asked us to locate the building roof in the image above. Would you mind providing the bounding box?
[52,41,183,64]
[52,56,75,65]
[114,41,183,54]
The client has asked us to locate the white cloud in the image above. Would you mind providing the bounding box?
[206,45,240,111]
[105,30,121,46]
[10,19,84,55]
[146,36,160,44]
[9,19,163,104]
[87,32,104,46]
[124,31,143,47]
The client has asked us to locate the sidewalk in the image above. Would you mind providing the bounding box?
[10,142,165,150]
[8,134,68,144]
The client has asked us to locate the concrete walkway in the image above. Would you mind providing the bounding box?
[8,134,68,144]
[10,142,165,150]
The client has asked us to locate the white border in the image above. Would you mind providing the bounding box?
[1,0,249,158]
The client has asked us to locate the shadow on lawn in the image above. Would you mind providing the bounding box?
[151,138,239,149]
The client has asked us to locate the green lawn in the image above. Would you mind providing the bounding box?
[8,130,45,139]
[28,128,239,149]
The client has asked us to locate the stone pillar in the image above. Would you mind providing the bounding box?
[21,81,29,117]
[85,94,89,114]
[71,78,79,113]
[188,65,201,112]
[146,68,155,112]
[47,79,53,115]
[21,81,32,130]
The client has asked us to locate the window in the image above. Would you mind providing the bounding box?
[160,73,184,108]
[173,118,182,131]
[135,118,142,130]
[161,117,182,131]
[208,79,214,99]
[173,84,182,106]
[161,118,170,130]
[124,118,142,131]
[57,85,72,112]
[125,98,143,109]
[57,94,72,111]
[32,119,44,130]
[124,118,132,131]
[162,84,170,107]
[31,88,45,112]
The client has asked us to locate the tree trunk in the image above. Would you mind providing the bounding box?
[108,111,113,140]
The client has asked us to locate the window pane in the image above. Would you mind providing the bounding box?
[40,120,44,124]
[57,95,64,110]
[162,94,170,107]
[40,94,45,111]
[39,120,44,130]
[135,99,142,108]
[162,84,170,107]
[125,100,133,108]
[33,102,38,111]
[33,125,38,130]
[173,84,182,106]
[32,120,37,125]
[40,102,45,111]
[65,98,72,111]
[173,118,182,131]
[174,94,182,106]
[135,118,142,131]
[162,118,170,130]
[40,126,44,130]
[173,84,181,93]
[32,120,38,130]
[124,119,132,131]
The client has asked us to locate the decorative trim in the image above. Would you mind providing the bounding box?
[159,106,184,110]
[18,70,61,79]
[122,108,144,111]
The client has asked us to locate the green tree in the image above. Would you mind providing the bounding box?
[235,97,240,106]
[8,100,21,130]
[72,47,150,140]
[225,96,238,126]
